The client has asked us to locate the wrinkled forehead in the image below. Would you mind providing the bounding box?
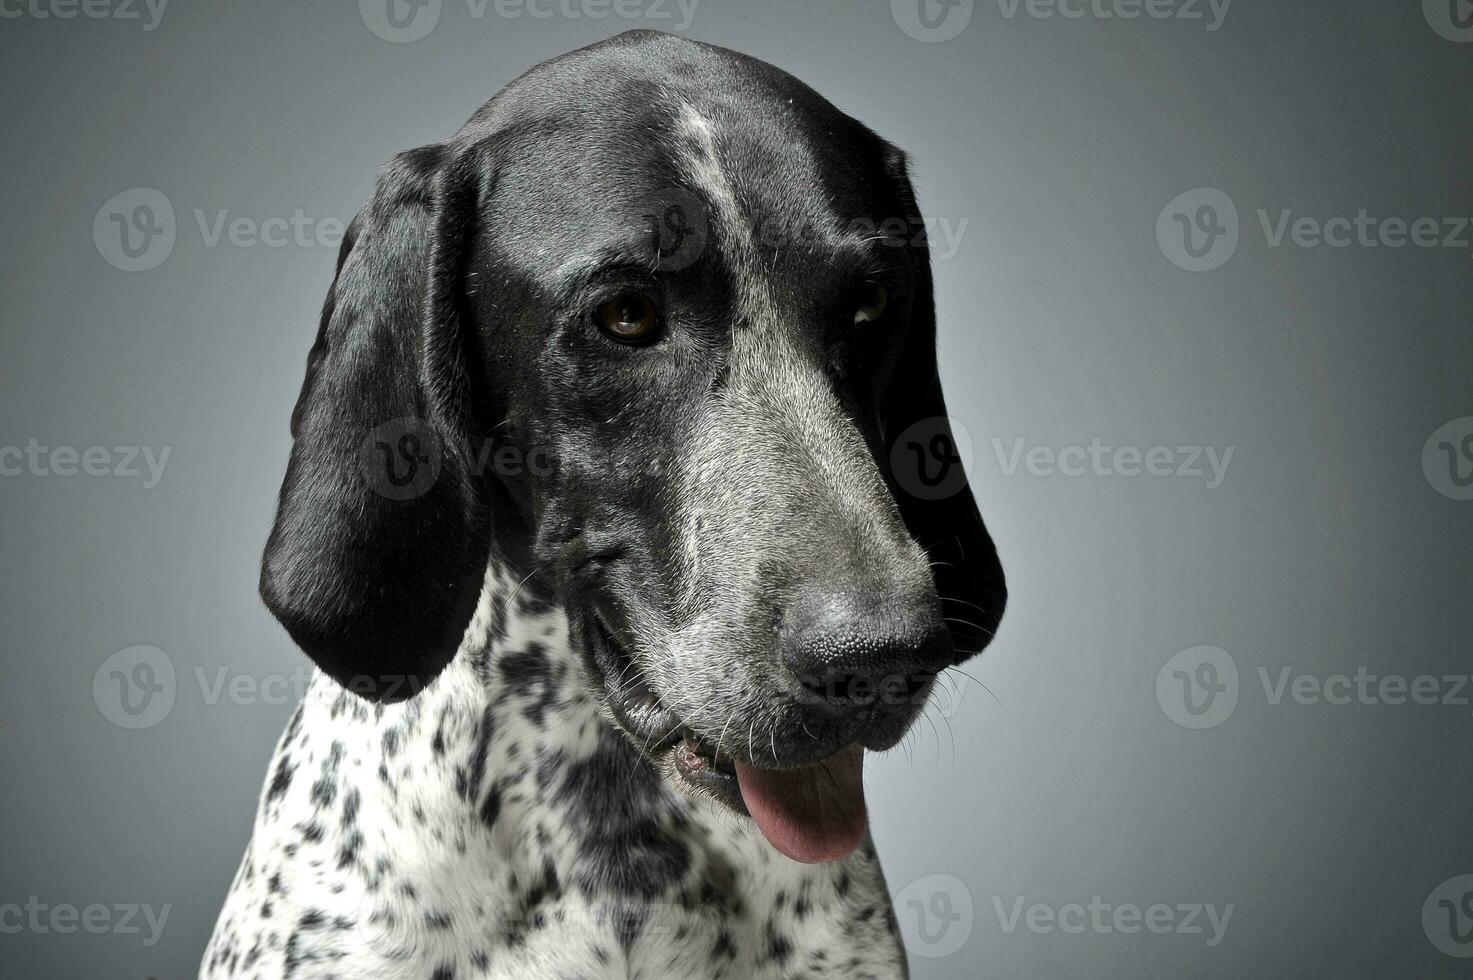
[478,97,911,304]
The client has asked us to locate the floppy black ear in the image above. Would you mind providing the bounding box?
[881,151,1007,662]
[259,145,491,701]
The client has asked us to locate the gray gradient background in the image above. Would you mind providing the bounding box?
[2,1,1470,977]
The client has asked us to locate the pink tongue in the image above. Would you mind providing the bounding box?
[734,746,867,863]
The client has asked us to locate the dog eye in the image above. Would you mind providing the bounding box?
[853,285,888,324]
[595,292,660,343]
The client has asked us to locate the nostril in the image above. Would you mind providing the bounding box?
[781,589,952,717]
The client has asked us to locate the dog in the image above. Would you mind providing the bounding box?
[202,30,1005,980]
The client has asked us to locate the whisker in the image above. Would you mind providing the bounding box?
[714,710,737,764]
[505,564,545,608]
[946,665,1005,709]
[937,594,995,618]
[915,706,940,766]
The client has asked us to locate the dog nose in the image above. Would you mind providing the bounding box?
[779,590,953,719]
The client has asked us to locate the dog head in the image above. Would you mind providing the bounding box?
[261,31,1005,862]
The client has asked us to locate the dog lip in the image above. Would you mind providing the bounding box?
[584,607,750,775]
[585,607,683,753]
[671,737,746,812]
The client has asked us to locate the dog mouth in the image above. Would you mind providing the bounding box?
[584,610,736,784]
[584,609,869,864]
[585,612,744,805]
